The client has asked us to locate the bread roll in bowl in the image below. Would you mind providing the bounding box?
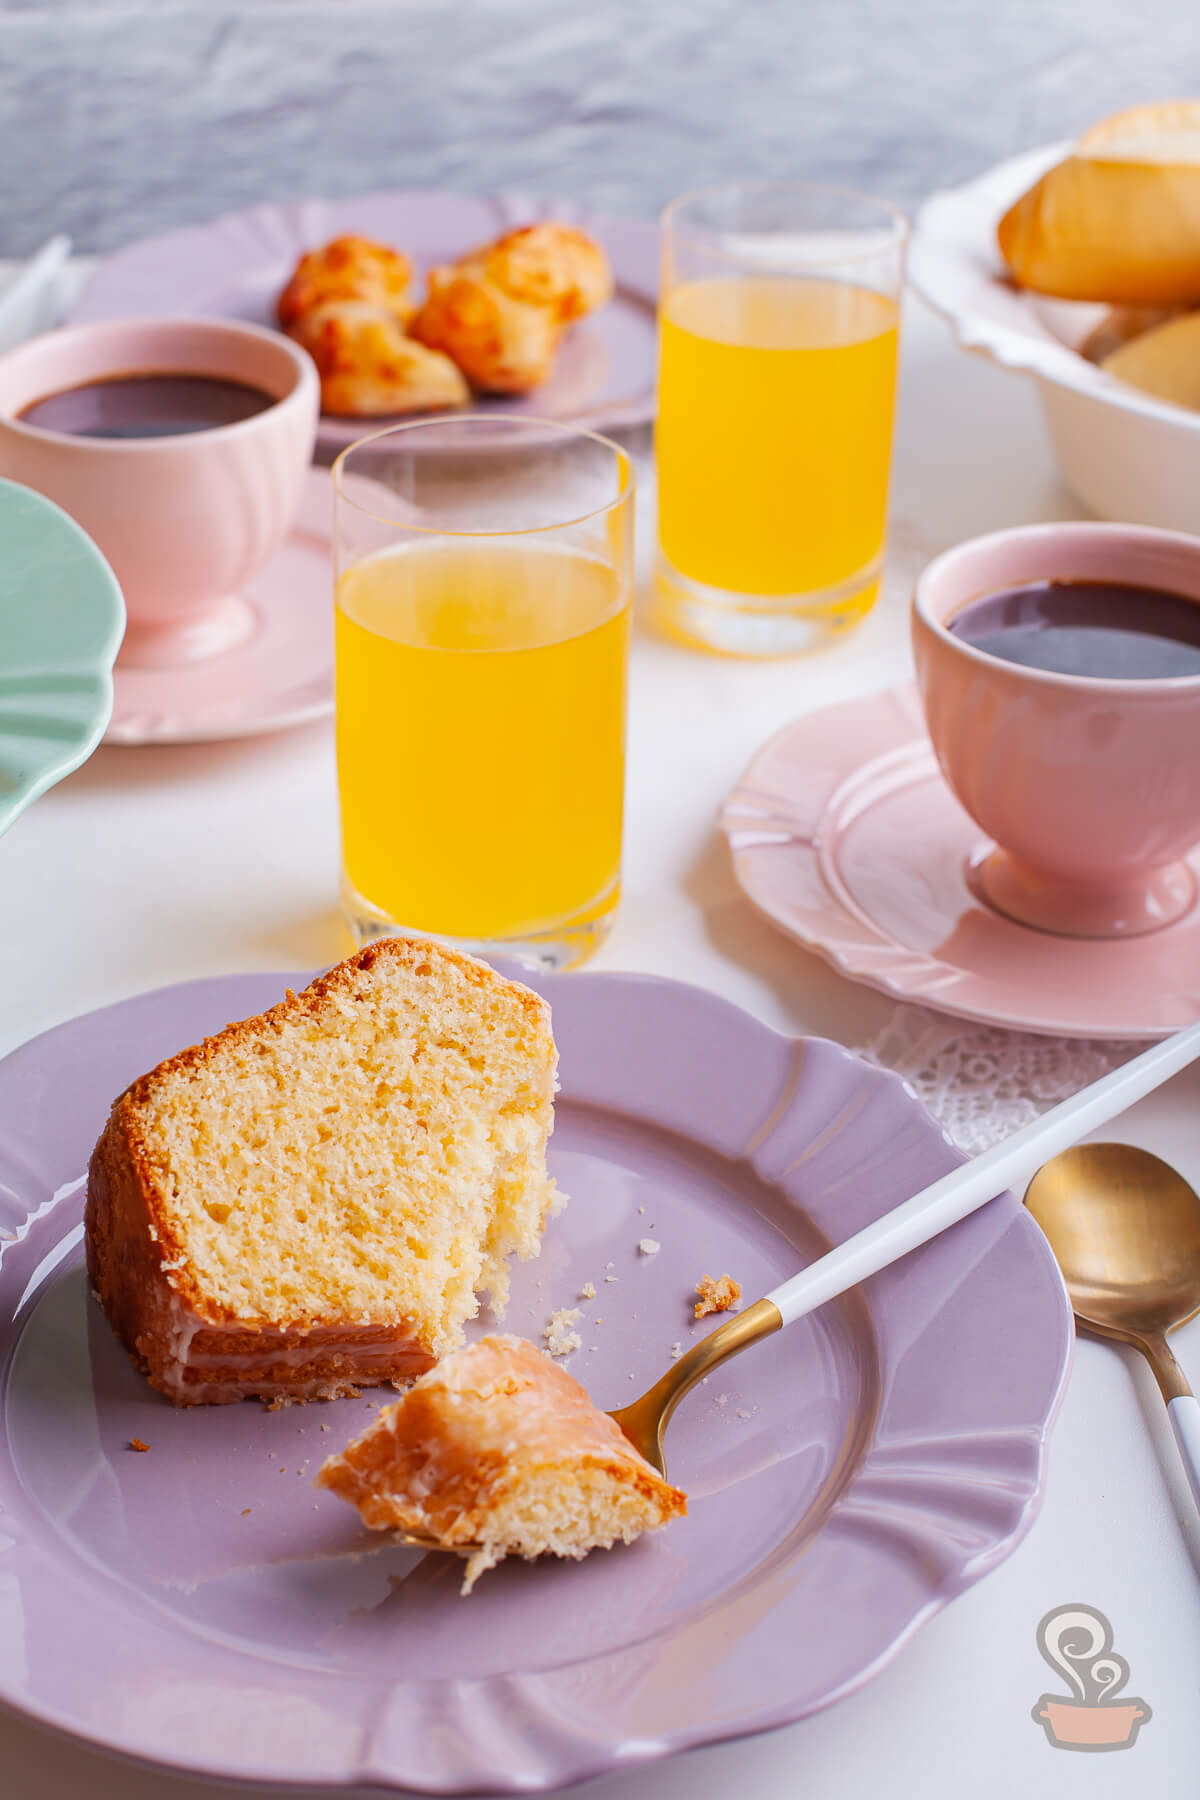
[997,101,1200,306]
[1100,310,1200,412]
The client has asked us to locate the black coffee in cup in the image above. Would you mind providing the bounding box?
[947,579,1200,680]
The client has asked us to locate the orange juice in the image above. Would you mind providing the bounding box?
[656,276,899,599]
[335,542,629,941]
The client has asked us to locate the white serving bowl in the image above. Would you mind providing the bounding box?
[910,143,1200,533]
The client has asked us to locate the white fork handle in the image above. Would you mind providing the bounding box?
[765,1019,1200,1329]
[1168,1397,1200,1515]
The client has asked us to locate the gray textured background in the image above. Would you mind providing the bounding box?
[2,0,1199,255]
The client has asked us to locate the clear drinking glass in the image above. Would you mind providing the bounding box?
[655,180,908,656]
[332,416,634,970]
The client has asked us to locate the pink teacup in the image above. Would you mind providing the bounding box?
[0,316,319,668]
[912,522,1200,938]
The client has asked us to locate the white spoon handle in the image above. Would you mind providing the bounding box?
[767,1019,1200,1329]
[1168,1397,1200,1515]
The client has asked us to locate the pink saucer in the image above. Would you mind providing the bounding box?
[106,468,333,745]
[721,683,1200,1040]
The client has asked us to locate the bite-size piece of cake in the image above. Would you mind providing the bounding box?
[85,940,562,1405]
[316,1334,687,1591]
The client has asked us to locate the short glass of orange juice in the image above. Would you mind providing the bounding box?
[332,416,634,969]
[656,180,907,656]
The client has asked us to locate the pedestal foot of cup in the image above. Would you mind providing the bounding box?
[340,874,620,973]
[117,594,260,670]
[969,847,1198,938]
[652,552,881,657]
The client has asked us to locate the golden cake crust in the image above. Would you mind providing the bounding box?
[85,939,555,1406]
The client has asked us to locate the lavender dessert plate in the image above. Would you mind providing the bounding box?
[71,191,660,454]
[0,966,1071,1792]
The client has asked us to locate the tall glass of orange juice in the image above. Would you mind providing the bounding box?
[333,417,634,968]
[656,181,907,656]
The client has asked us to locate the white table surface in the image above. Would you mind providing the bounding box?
[2,290,1198,1799]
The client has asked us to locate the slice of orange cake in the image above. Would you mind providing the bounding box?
[85,940,562,1405]
[316,1334,687,1591]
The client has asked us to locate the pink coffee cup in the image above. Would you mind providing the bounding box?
[912,522,1200,939]
[0,316,319,669]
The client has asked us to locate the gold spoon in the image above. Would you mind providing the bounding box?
[397,1023,1200,1554]
[1026,1142,1200,1512]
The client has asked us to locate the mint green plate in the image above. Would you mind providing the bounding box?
[0,478,124,838]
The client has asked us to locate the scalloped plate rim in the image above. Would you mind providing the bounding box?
[0,478,124,837]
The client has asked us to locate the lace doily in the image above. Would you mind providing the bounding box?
[856,1004,1140,1154]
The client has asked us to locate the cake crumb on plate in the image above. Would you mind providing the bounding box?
[543,1307,583,1358]
[129,1438,150,1452]
[578,1281,596,1300]
[637,1238,660,1256]
[694,1273,741,1318]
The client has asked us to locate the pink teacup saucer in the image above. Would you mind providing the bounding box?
[105,468,333,745]
[720,682,1200,1040]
